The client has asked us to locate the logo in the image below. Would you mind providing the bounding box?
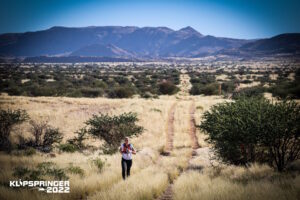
[9,180,70,193]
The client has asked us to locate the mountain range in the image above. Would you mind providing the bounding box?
[0,26,299,61]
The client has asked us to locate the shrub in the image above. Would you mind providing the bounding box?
[196,106,204,110]
[0,109,29,151]
[13,166,31,178]
[13,162,68,180]
[24,147,37,156]
[67,128,89,150]
[269,81,300,99]
[241,79,253,84]
[221,81,236,93]
[86,112,143,153]
[108,86,135,98]
[29,86,57,96]
[4,86,23,95]
[37,162,68,180]
[80,87,103,97]
[141,92,153,99]
[58,143,78,153]
[190,83,219,96]
[200,83,219,95]
[199,98,300,171]
[67,89,83,97]
[232,86,265,100]
[28,120,63,152]
[92,158,105,172]
[11,147,37,156]
[67,165,85,177]
[159,81,179,95]
[150,108,162,113]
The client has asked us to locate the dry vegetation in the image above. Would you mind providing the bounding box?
[0,61,299,200]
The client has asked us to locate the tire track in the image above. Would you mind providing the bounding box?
[164,102,177,153]
[189,101,200,152]
[157,184,174,200]
[156,102,177,200]
[158,76,200,200]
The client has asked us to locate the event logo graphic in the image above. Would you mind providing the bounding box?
[9,180,70,193]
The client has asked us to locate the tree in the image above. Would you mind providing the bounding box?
[27,120,63,152]
[67,127,89,150]
[0,109,29,151]
[86,112,143,153]
[232,86,265,100]
[259,100,300,171]
[199,98,300,171]
[159,81,179,95]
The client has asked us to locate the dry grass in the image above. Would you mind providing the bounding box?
[0,72,299,200]
[174,164,300,200]
[269,73,278,80]
[215,74,229,81]
[0,93,196,200]
[239,81,261,89]
[89,166,168,200]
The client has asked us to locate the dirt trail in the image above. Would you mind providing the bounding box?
[157,101,200,200]
[155,103,177,200]
[157,74,199,200]
[189,101,200,151]
[157,184,174,200]
[165,103,177,152]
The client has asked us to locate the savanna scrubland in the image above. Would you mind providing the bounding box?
[0,60,299,200]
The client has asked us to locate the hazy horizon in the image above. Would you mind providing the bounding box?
[2,24,298,40]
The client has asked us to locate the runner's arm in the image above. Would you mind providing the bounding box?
[131,146,136,154]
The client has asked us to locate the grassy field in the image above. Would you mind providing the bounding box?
[0,70,299,200]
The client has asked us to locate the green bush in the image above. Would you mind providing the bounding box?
[190,83,219,96]
[221,81,235,93]
[232,86,265,100]
[29,86,57,96]
[4,86,23,95]
[24,147,37,156]
[58,143,78,153]
[269,81,300,99]
[159,81,179,95]
[80,87,103,97]
[0,109,29,151]
[199,98,300,171]
[67,165,85,177]
[37,162,68,180]
[241,79,253,84]
[108,86,135,98]
[86,112,143,153]
[13,162,68,180]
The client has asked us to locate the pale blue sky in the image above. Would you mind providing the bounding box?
[0,0,300,39]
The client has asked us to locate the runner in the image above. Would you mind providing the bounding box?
[119,137,136,180]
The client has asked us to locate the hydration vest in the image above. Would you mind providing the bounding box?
[122,143,132,153]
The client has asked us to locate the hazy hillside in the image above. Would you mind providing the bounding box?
[239,33,300,54]
[70,43,134,57]
[0,26,247,58]
[219,33,300,57]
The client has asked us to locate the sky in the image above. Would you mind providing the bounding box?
[0,0,299,39]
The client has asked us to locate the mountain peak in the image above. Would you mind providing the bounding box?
[178,26,203,36]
